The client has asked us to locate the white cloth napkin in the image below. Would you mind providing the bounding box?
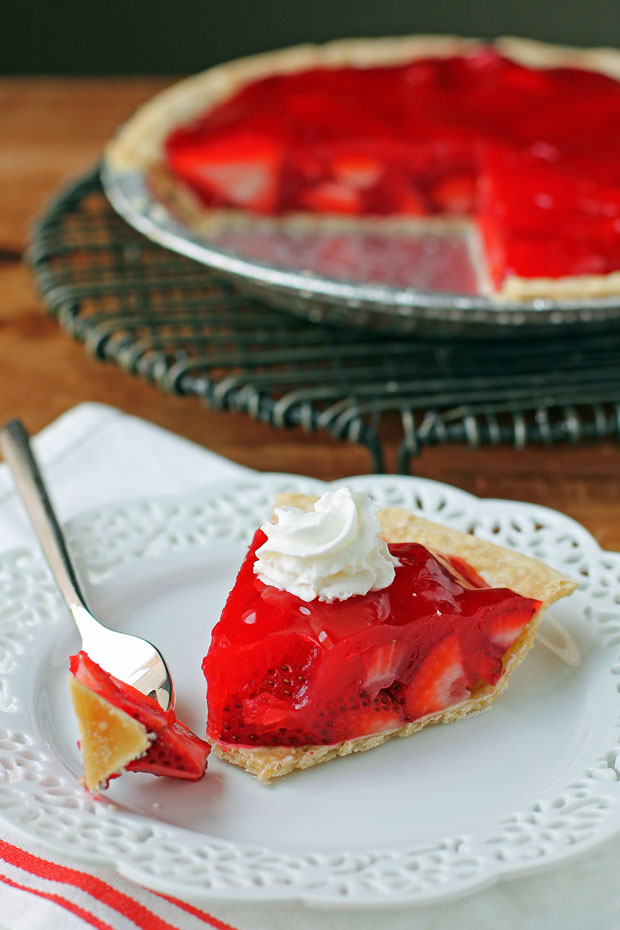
[0,403,618,930]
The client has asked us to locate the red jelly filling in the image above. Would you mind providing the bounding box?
[203,531,541,747]
[164,47,620,287]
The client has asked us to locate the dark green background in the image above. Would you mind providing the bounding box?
[5,0,620,74]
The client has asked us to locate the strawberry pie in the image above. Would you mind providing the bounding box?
[203,489,576,781]
[107,36,620,300]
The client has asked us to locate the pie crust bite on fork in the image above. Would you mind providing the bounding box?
[202,493,577,782]
[69,652,210,792]
[106,36,620,300]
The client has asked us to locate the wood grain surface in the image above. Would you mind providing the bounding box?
[2,78,620,549]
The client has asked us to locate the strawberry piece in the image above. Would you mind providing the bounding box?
[460,626,504,687]
[331,155,383,189]
[167,132,282,213]
[402,635,470,720]
[397,184,429,216]
[441,554,488,588]
[481,603,540,651]
[230,688,404,744]
[430,171,477,213]
[347,692,404,738]
[300,181,362,214]
[377,173,429,215]
[360,638,407,699]
[70,652,209,781]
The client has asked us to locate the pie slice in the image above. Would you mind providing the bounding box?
[106,35,620,300]
[478,146,620,298]
[203,494,577,782]
[69,652,210,791]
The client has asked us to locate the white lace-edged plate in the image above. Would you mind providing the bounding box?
[0,473,618,909]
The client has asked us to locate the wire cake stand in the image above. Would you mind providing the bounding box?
[27,167,620,473]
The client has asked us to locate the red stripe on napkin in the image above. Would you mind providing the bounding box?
[0,839,240,930]
[0,872,114,930]
[157,892,239,930]
[0,840,178,929]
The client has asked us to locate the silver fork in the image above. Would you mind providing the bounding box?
[0,419,174,711]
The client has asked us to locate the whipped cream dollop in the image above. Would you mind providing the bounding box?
[254,487,399,602]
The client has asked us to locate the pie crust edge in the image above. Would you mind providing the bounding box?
[209,494,578,782]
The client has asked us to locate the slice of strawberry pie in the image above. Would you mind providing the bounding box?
[69,652,210,792]
[203,488,576,781]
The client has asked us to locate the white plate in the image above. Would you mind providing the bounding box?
[0,473,619,909]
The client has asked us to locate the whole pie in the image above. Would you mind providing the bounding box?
[106,36,620,301]
[202,492,577,782]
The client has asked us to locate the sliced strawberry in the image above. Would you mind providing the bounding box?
[167,132,282,212]
[360,638,407,699]
[403,635,470,720]
[70,652,209,781]
[300,181,362,214]
[481,600,540,651]
[242,693,296,730]
[238,690,403,744]
[331,155,383,189]
[429,171,477,213]
[398,186,429,216]
[459,625,504,687]
[346,691,404,738]
[381,175,429,215]
[441,554,488,588]
[294,148,324,183]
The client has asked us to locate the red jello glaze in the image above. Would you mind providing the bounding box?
[203,531,541,748]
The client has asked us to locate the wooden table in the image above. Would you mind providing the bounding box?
[2,77,620,549]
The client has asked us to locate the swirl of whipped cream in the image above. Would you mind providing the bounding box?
[254,487,399,602]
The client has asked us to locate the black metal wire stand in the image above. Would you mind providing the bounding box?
[27,167,620,473]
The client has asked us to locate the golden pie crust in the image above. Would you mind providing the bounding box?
[209,494,578,782]
[68,676,152,792]
[105,36,620,301]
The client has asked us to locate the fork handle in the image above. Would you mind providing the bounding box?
[0,419,88,612]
